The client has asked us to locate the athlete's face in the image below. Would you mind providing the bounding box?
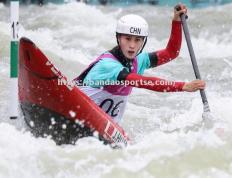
[118,35,144,59]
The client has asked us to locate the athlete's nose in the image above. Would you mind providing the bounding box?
[129,40,136,49]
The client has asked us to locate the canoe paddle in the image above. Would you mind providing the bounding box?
[177,7,214,126]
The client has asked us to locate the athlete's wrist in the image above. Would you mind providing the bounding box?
[172,20,182,24]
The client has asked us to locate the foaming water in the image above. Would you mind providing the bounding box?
[0,2,232,178]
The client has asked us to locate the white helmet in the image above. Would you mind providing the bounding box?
[116,14,149,37]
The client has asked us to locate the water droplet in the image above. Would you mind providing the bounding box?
[62,124,67,129]
[69,110,76,118]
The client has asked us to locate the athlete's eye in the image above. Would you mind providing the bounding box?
[135,38,143,42]
[126,37,131,41]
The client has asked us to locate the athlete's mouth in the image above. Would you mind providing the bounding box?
[128,51,135,55]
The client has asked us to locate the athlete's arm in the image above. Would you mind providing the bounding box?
[117,69,205,92]
[118,69,184,92]
[149,20,182,68]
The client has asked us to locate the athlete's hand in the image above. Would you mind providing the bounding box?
[182,79,206,92]
[173,3,187,21]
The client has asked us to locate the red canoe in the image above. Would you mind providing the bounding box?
[18,37,128,147]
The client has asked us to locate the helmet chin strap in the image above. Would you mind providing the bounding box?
[138,37,147,55]
[116,33,147,59]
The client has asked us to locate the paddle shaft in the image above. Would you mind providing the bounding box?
[180,14,210,112]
